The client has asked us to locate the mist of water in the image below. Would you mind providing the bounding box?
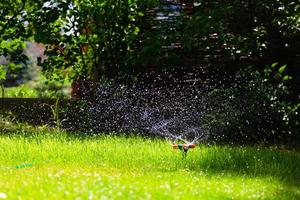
[61,71,286,145]
[62,73,216,144]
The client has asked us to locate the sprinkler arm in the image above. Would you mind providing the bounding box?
[172,143,196,151]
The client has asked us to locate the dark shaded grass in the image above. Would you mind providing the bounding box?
[186,145,300,186]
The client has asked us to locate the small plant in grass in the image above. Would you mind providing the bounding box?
[49,98,61,131]
[0,66,6,99]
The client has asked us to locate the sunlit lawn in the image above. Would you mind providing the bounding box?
[0,133,299,199]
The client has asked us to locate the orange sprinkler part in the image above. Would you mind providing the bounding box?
[188,144,196,149]
[172,143,196,151]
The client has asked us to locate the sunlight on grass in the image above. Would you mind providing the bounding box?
[0,134,299,199]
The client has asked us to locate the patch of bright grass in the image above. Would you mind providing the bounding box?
[3,84,39,98]
[2,78,71,98]
[0,133,299,199]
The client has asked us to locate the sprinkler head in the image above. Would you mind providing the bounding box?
[172,143,196,151]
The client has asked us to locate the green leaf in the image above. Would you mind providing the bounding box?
[134,26,140,35]
[138,12,144,17]
[283,75,292,81]
[271,62,278,68]
[279,65,286,74]
[100,2,106,7]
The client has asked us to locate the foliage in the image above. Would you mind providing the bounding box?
[0,0,48,96]
[0,0,31,83]
[31,0,158,82]
[2,0,299,88]
[180,0,300,95]
[204,64,299,145]
[1,0,299,145]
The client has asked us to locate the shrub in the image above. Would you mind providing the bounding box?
[204,65,299,146]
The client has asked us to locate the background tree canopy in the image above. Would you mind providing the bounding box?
[30,0,157,82]
[1,0,28,88]
[0,0,299,144]
[1,0,299,92]
[0,0,46,90]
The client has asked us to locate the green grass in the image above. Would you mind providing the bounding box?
[2,84,39,98]
[0,132,299,199]
[1,80,71,98]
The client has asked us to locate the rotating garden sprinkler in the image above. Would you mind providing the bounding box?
[172,143,196,157]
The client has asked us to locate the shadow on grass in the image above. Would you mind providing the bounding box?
[185,146,300,186]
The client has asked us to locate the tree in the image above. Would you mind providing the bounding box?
[177,0,300,97]
[32,0,156,82]
[0,0,44,93]
[0,0,25,94]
